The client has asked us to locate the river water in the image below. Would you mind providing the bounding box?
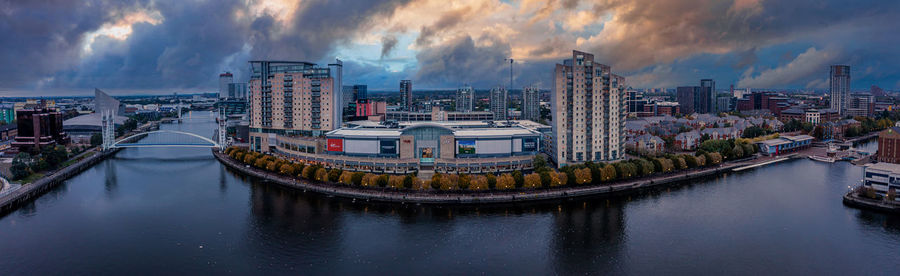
[1,112,898,275]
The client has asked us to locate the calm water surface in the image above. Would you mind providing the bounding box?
[1,112,898,275]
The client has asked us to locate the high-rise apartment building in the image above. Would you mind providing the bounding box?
[219,72,233,99]
[456,85,475,112]
[847,92,874,117]
[551,50,627,167]
[522,85,540,121]
[400,80,412,111]
[676,86,700,114]
[830,65,850,115]
[489,86,508,120]
[227,82,247,99]
[700,79,716,114]
[248,60,342,152]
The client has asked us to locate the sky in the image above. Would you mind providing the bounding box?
[1,0,899,96]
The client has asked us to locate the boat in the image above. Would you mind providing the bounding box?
[809,155,836,163]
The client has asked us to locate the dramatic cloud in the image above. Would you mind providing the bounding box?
[737,47,840,89]
[1,0,899,95]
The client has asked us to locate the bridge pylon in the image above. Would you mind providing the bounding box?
[217,107,227,151]
[101,110,116,151]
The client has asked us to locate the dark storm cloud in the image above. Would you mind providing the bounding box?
[0,0,412,92]
[0,0,150,88]
[248,0,411,62]
[415,6,471,46]
[413,34,552,89]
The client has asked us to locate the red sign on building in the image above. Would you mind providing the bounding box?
[327,139,343,152]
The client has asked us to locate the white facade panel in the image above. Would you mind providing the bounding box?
[476,139,511,154]
[344,139,379,154]
[513,138,522,152]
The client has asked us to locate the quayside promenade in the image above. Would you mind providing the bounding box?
[214,150,796,204]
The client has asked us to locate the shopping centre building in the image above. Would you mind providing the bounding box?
[270,120,547,174]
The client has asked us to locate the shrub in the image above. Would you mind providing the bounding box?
[672,157,687,170]
[243,155,256,165]
[417,180,431,190]
[431,173,443,189]
[265,161,278,171]
[706,152,723,165]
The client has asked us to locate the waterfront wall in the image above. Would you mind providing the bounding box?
[843,193,900,214]
[0,149,121,214]
[214,150,759,205]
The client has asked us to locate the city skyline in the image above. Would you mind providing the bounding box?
[2,0,900,97]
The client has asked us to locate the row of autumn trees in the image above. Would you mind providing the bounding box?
[225,146,736,192]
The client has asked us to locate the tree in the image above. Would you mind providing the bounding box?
[361,173,377,187]
[457,174,470,190]
[90,133,103,146]
[441,174,459,190]
[327,169,342,182]
[315,168,328,181]
[682,154,698,168]
[524,173,542,188]
[575,168,592,185]
[533,155,548,171]
[497,174,516,190]
[265,161,278,171]
[469,175,489,190]
[254,158,267,168]
[388,175,405,189]
[601,164,617,182]
[486,174,497,190]
[10,152,32,180]
[279,164,295,175]
[431,173,443,190]
[813,126,825,140]
[732,144,745,159]
[301,166,316,179]
[43,145,68,168]
[741,126,768,138]
[512,170,525,188]
[403,174,416,189]
[351,172,365,186]
[339,171,354,185]
[376,174,389,187]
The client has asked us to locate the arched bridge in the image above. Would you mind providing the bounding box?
[112,130,220,148]
[100,109,227,151]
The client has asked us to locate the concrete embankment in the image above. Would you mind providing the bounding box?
[0,149,121,214]
[843,193,900,214]
[215,151,772,205]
